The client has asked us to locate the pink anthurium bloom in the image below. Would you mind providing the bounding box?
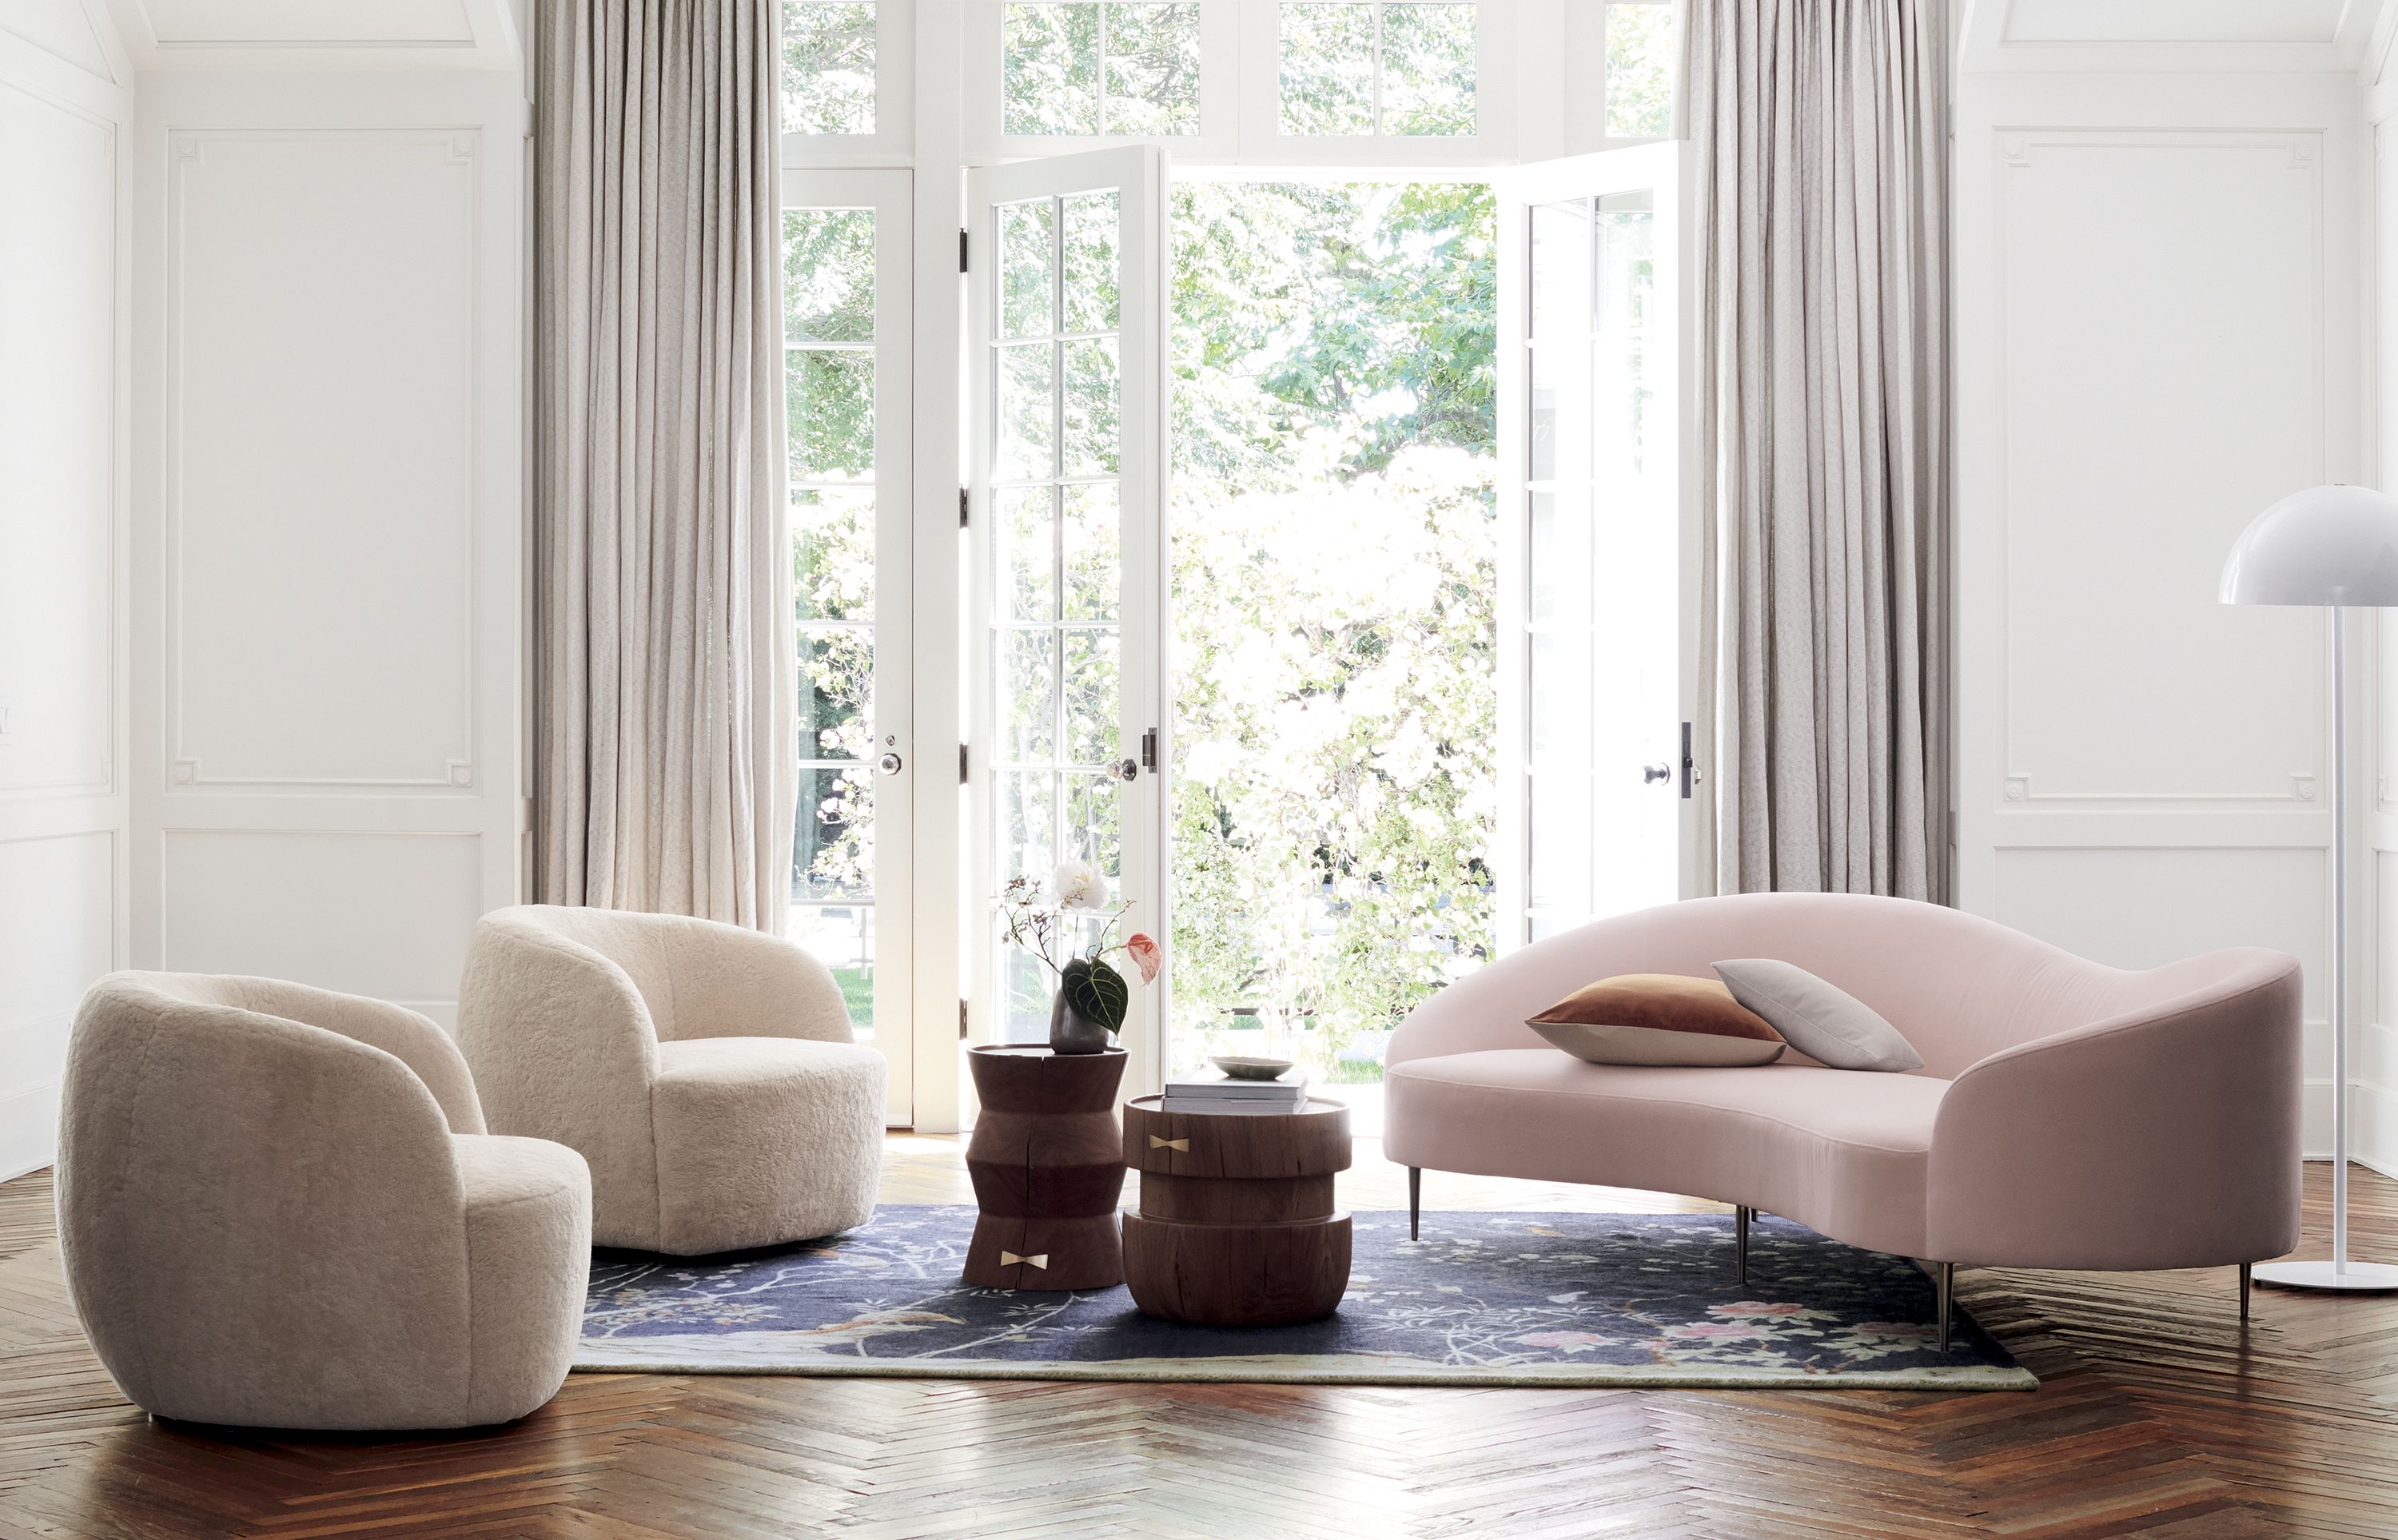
[1125,933,1162,985]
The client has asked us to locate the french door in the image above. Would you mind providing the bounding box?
[783,169,915,1124]
[964,146,1171,1096]
[1497,142,1697,947]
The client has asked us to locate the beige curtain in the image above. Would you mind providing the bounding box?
[1687,0,1950,902]
[535,0,792,929]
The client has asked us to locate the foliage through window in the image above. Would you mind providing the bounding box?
[1002,2,1201,137]
[1604,2,1673,140]
[783,2,878,136]
[1280,2,1475,137]
[1169,181,1497,1086]
[785,207,880,1025]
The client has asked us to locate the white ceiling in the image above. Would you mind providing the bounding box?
[2002,0,2348,47]
[97,0,519,69]
[1962,0,2393,73]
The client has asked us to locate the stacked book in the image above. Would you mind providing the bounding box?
[1157,1076,1311,1116]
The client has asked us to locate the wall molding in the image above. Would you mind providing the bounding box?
[161,126,480,794]
[1991,126,2330,814]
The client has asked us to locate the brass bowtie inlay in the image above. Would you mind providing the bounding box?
[1149,1135,1190,1152]
[999,1251,1049,1269]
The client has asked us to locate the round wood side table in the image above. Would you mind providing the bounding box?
[963,1045,1128,1291]
[1120,1095,1352,1327]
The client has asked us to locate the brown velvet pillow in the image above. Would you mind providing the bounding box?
[1527,973,1787,1067]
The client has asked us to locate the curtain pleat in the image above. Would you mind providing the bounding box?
[1689,0,1950,901]
[536,0,792,929]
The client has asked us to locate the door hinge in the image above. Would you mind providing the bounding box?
[958,229,970,273]
[1141,726,1158,773]
[959,999,970,1041]
[959,742,969,784]
[959,487,970,528]
[1679,721,1696,800]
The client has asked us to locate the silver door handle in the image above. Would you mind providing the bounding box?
[1643,763,1671,785]
[878,752,903,775]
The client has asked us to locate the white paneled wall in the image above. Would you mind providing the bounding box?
[1954,62,2371,1166]
[0,0,129,1180]
[129,70,526,1029]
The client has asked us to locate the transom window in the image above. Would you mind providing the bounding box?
[1003,2,1203,136]
[1604,1,1674,140]
[783,2,878,134]
[1279,2,1474,137]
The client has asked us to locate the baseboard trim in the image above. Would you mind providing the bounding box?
[0,1080,60,1184]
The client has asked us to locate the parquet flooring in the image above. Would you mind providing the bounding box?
[2,1144,2395,1538]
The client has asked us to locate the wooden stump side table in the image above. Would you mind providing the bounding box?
[1120,1095,1352,1327]
[963,1045,1127,1291]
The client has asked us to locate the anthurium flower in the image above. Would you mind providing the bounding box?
[1125,933,1162,984]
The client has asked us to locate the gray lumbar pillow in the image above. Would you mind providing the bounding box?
[1709,959,1924,1072]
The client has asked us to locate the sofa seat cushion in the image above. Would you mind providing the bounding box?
[648,1037,886,1255]
[1384,1050,1950,1259]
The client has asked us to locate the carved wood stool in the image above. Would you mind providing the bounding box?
[962,1045,1128,1290]
[1121,1095,1352,1326]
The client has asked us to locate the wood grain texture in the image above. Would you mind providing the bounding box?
[3,1144,2398,1536]
[962,1046,1127,1291]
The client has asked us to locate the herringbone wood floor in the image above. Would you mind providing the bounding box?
[2,1141,2395,1538]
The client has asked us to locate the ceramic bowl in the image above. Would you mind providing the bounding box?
[1209,1055,1296,1082]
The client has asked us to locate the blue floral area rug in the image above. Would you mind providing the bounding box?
[576,1207,2034,1391]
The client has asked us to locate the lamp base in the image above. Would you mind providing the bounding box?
[2251,1259,2398,1292]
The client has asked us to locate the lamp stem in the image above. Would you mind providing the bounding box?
[2335,605,2349,1274]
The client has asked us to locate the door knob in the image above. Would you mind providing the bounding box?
[1643,763,1671,785]
[1108,757,1139,782]
[878,751,903,775]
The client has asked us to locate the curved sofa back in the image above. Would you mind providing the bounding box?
[1388,893,2288,1079]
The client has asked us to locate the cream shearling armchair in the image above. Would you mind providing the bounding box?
[457,905,885,1255]
[58,973,592,1431]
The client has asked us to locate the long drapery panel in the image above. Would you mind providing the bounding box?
[1688,0,1950,901]
[536,0,792,927]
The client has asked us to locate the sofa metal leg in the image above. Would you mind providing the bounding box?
[1408,1168,1421,1241]
[1935,1261,1954,1355]
[1735,1206,1751,1285]
[2240,1261,2252,1324]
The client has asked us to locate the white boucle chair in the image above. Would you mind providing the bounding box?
[456,905,885,1255]
[58,973,592,1431]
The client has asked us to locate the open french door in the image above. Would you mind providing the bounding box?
[783,169,916,1125]
[1496,142,1699,949]
[964,145,1170,1097]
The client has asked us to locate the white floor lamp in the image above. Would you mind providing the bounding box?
[2223,483,2398,1291]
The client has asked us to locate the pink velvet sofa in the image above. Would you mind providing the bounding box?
[1384,893,2302,1339]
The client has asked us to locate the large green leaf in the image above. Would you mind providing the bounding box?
[1061,955,1130,1033]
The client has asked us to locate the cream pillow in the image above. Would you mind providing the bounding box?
[1527,974,1787,1067]
[1710,959,1924,1072]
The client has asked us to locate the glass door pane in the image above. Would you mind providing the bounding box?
[968,147,1168,1095]
[1503,145,1686,945]
[784,169,914,1124]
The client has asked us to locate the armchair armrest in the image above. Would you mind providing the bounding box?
[224,977,485,1134]
[1925,953,2301,1271]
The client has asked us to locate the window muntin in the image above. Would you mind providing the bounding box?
[1279,2,1475,137]
[783,2,878,136]
[1002,2,1202,137]
[987,186,1130,1039]
[785,206,880,1024]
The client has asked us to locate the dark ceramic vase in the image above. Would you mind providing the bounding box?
[1048,991,1114,1054]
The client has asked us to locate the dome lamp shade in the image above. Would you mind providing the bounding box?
[2220,484,2398,607]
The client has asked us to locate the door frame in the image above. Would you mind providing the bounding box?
[962,145,1172,1105]
[781,166,918,1126]
[1494,140,1699,951]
